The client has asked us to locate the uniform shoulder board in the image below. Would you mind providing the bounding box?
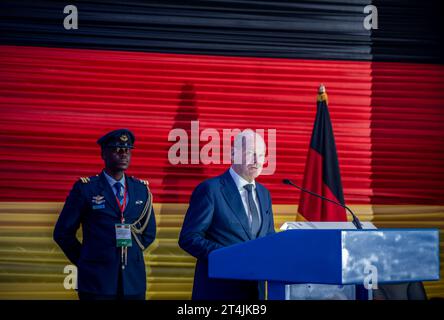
[79,177,91,184]
[132,176,149,186]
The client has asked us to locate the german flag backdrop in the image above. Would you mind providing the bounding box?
[0,0,443,299]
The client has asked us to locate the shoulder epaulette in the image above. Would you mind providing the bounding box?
[132,176,149,186]
[79,177,91,184]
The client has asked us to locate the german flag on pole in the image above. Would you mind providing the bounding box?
[298,85,347,222]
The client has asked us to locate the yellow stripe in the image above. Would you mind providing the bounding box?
[0,202,442,299]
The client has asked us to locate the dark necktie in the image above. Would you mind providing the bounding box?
[243,184,261,238]
[114,182,124,205]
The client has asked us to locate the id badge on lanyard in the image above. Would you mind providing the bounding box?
[115,224,132,247]
[113,185,132,269]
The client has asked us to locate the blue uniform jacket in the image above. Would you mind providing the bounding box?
[53,172,156,296]
[179,170,275,300]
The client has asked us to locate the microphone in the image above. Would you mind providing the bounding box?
[282,179,363,229]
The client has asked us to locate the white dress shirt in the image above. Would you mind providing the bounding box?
[229,167,262,227]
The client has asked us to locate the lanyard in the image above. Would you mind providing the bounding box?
[115,183,128,223]
[115,183,129,270]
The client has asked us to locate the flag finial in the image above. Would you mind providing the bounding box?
[317,84,328,103]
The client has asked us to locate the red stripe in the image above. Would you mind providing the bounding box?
[298,148,347,221]
[0,45,443,205]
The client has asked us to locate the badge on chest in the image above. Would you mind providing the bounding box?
[92,195,105,210]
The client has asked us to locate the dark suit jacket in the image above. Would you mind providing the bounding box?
[179,170,275,300]
[53,172,156,296]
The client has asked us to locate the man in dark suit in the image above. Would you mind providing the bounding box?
[179,129,275,300]
[53,129,156,300]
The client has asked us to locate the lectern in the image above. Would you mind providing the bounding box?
[208,223,440,300]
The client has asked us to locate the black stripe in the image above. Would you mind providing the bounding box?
[310,100,345,205]
[0,0,442,63]
[372,0,443,63]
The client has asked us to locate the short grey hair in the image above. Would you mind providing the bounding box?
[232,129,266,164]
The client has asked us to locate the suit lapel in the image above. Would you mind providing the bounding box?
[99,172,121,216]
[220,170,252,240]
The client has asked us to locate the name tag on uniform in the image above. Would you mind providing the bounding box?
[115,224,132,247]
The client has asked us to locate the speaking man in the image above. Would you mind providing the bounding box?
[179,129,275,300]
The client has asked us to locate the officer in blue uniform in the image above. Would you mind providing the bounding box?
[54,129,156,300]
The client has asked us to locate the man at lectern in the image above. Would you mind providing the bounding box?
[179,129,276,300]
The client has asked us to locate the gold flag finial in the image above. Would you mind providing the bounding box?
[317,84,328,103]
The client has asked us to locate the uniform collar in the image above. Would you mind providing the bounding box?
[103,170,126,188]
[229,167,256,192]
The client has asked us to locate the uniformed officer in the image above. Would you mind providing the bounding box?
[53,129,156,300]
